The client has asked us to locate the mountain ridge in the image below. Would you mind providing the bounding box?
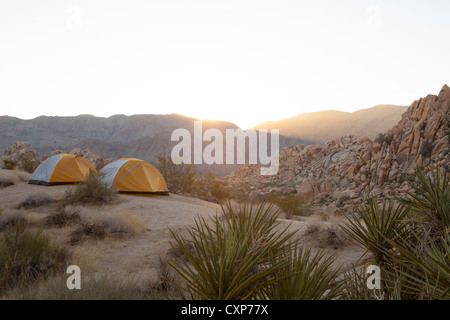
[253,104,408,143]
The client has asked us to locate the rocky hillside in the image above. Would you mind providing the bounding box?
[0,142,112,172]
[253,104,408,143]
[227,85,450,212]
[0,114,310,175]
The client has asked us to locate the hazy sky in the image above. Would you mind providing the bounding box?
[1,0,449,129]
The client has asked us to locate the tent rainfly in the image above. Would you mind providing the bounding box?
[29,154,97,185]
[99,158,169,194]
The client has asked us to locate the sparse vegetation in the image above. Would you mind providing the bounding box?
[0,210,26,232]
[69,208,143,245]
[192,172,231,203]
[17,194,53,209]
[2,159,17,170]
[63,173,117,206]
[44,206,81,228]
[375,133,393,145]
[18,154,38,173]
[268,193,310,218]
[0,221,69,295]
[420,140,434,158]
[8,275,153,300]
[157,156,197,194]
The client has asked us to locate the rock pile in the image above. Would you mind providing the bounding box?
[2,143,112,173]
[1,141,39,173]
[226,85,450,212]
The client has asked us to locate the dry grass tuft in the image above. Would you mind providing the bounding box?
[0,169,31,188]
[17,194,53,209]
[69,207,144,245]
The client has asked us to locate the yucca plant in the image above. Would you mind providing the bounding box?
[340,198,411,265]
[168,202,298,300]
[382,231,450,300]
[402,169,450,240]
[260,243,342,300]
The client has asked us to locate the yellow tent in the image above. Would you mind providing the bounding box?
[29,154,97,185]
[99,158,169,194]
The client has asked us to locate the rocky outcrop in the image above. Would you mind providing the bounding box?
[68,148,112,171]
[42,148,112,171]
[1,141,112,173]
[1,141,39,173]
[226,85,450,213]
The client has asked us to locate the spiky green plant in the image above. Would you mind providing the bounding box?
[168,202,298,300]
[403,169,450,239]
[260,243,342,300]
[340,198,411,265]
[382,231,450,300]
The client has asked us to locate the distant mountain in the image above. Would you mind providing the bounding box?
[253,105,408,143]
[0,114,311,175]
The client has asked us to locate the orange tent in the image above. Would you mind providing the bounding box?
[29,154,97,185]
[99,158,169,194]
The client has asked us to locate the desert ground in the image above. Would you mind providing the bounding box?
[0,169,366,292]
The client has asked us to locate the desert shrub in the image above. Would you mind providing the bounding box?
[0,176,15,188]
[69,208,143,244]
[17,194,53,209]
[268,193,309,218]
[0,210,26,232]
[44,206,81,228]
[420,140,434,158]
[18,154,38,174]
[150,257,179,296]
[0,222,69,295]
[64,173,117,206]
[192,173,231,203]
[2,159,17,170]
[375,133,393,145]
[156,156,197,194]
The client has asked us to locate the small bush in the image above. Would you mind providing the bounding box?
[0,222,70,295]
[17,154,38,174]
[69,208,143,244]
[0,210,26,232]
[375,133,393,145]
[2,159,17,170]
[420,140,434,158]
[157,156,197,194]
[269,193,309,218]
[0,176,15,188]
[192,173,231,203]
[64,173,117,206]
[17,194,53,209]
[44,206,81,228]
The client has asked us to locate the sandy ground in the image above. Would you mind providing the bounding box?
[0,181,366,287]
